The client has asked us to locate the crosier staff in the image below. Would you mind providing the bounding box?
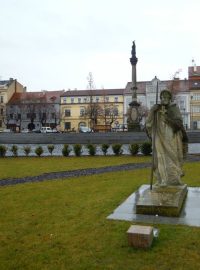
[150,81,159,190]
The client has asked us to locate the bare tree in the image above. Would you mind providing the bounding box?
[84,72,103,128]
[167,69,182,97]
[102,103,119,126]
[2,107,10,128]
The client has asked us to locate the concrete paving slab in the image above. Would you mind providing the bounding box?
[107,185,200,227]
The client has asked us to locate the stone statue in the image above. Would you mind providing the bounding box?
[131,41,136,57]
[146,89,188,187]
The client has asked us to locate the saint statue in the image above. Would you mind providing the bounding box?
[131,41,136,57]
[146,89,188,186]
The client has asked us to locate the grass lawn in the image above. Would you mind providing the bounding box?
[0,160,200,269]
[0,156,150,179]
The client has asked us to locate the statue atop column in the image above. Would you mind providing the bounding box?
[127,40,140,131]
[130,41,138,65]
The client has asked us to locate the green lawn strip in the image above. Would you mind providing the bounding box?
[0,165,200,270]
[0,156,150,180]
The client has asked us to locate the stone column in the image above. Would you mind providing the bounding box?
[127,41,141,131]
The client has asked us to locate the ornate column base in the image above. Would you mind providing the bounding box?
[127,101,141,132]
[128,122,141,132]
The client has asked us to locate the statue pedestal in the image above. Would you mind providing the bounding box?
[128,122,141,132]
[127,101,141,132]
[136,184,188,217]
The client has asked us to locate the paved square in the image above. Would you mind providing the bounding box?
[107,185,200,227]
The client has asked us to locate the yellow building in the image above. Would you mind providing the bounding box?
[60,89,124,132]
[0,78,25,131]
[188,66,200,129]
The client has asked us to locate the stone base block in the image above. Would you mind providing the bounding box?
[136,184,188,217]
[127,123,141,132]
[127,225,153,248]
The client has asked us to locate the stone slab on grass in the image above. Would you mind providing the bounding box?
[107,185,200,227]
[127,225,154,248]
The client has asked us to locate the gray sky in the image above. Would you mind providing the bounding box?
[1,0,200,91]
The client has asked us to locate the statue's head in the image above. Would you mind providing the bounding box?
[160,89,172,105]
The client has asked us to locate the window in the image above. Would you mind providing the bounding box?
[27,113,36,119]
[63,97,67,103]
[192,106,200,113]
[84,97,87,103]
[113,107,118,116]
[0,120,2,127]
[17,114,21,120]
[42,113,46,119]
[10,113,13,119]
[105,108,110,116]
[96,97,99,102]
[105,96,109,102]
[65,122,71,130]
[0,96,3,103]
[65,109,71,117]
[192,94,200,100]
[78,98,81,103]
[51,113,55,119]
[71,97,74,103]
[80,107,85,116]
[180,100,185,110]
[114,96,118,102]
[0,108,3,115]
[150,101,155,107]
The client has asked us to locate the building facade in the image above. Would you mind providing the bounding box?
[0,78,25,131]
[124,75,191,129]
[6,90,64,131]
[188,66,200,129]
[60,89,124,132]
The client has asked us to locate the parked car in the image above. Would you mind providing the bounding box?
[40,127,53,133]
[79,126,93,133]
[112,124,128,132]
[21,129,30,133]
[32,129,41,133]
[40,127,59,133]
[2,129,12,133]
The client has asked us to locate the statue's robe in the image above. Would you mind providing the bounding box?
[146,103,188,186]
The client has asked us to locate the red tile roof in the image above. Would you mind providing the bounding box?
[60,89,124,97]
[8,90,64,104]
[125,79,190,95]
[124,82,146,94]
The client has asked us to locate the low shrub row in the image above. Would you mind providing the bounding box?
[0,142,152,157]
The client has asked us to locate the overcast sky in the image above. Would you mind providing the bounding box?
[0,0,200,91]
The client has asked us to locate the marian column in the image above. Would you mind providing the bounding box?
[127,41,141,131]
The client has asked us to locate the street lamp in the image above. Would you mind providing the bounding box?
[190,95,193,130]
[183,108,186,128]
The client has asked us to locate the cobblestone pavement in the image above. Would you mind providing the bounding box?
[0,155,200,187]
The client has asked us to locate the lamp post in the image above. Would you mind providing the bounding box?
[183,108,186,129]
[190,95,193,130]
